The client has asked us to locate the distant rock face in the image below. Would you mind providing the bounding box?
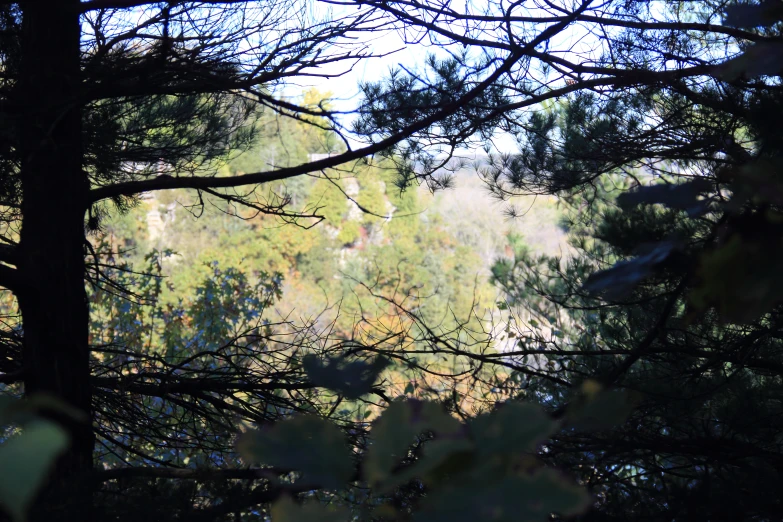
[307,153,336,163]
[343,179,364,223]
[145,198,176,243]
[429,174,569,270]
[146,208,163,241]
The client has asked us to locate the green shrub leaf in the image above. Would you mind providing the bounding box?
[271,496,350,522]
[0,421,69,522]
[363,400,462,488]
[414,471,590,522]
[303,355,389,399]
[238,415,354,489]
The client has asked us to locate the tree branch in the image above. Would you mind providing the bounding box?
[95,467,280,481]
[92,375,315,394]
[88,1,591,204]
[0,244,18,266]
[600,279,688,387]
[77,0,248,13]
[191,481,321,522]
[0,263,22,292]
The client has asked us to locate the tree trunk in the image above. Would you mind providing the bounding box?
[17,1,93,520]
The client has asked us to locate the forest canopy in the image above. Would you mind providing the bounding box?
[0,1,780,522]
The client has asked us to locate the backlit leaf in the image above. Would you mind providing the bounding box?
[0,421,69,522]
[303,355,389,400]
[471,402,557,455]
[724,1,783,27]
[567,390,637,431]
[582,241,679,300]
[363,400,462,489]
[271,496,350,522]
[238,415,354,489]
[413,471,590,522]
[617,179,711,216]
[719,42,783,80]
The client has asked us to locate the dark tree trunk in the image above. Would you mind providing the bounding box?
[16,1,93,520]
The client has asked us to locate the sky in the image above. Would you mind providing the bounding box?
[305,0,609,154]
[299,10,445,148]
[312,25,523,154]
[80,0,610,155]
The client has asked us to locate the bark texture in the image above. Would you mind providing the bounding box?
[17,1,93,520]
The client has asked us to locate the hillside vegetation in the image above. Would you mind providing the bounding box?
[100,93,567,344]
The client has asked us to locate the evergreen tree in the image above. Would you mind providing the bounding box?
[0,2,417,520]
[479,2,783,520]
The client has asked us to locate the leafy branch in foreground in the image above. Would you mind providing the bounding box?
[0,395,84,522]
[239,356,635,522]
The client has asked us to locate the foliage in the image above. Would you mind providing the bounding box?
[271,497,350,522]
[0,422,67,522]
[6,0,783,521]
[485,3,783,520]
[239,387,636,522]
[302,355,390,400]
[238,415,355,490]
[0,396,78,522]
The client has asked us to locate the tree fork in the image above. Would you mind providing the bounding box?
[17,0,93,519]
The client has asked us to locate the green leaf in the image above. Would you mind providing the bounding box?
[237,415,354,489]
[582,241,679,300]
[617,179,711,216]
[0,396,15,424]
[384,438,474,491]
[724,1,783,28]
[303,355,389,400]
[567,390,637,431]
[271,496,350,522]
[363,400,463,489]
[2,394,89,427]
[0,421,69,522]
[688,217,783,323]
[471,402,557,456]
[413,470,590,522]
[719,42,783,80]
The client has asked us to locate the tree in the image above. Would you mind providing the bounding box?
[475,2,783,520]
[0,0,776,520]
[0,1,398,519]
[0,0,573,519]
